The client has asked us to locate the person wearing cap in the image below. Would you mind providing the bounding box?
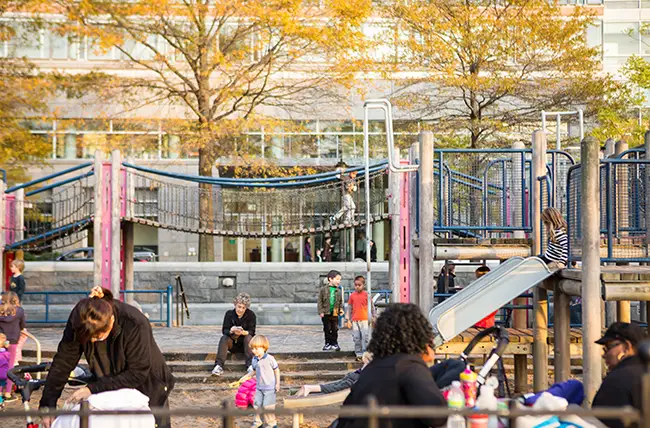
[592,322,646,428]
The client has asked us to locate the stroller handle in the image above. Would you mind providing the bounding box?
[8,362,51,386]
[460,326,510,362]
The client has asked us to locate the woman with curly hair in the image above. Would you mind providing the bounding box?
[336,303,447,428]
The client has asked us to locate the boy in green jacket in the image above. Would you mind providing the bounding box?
[317,270,343,351]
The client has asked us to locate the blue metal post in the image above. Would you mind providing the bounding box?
[606,163,614,260]
[167,285,173,328]
[439,152,444,228]
[567,169,572,264]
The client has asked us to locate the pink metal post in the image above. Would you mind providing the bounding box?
[4,195,15,246]
[100,162,112,290]
[399,160,411,303]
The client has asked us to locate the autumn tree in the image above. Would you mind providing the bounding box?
[0,0,53,183]
[386,0,624,148]
[51,0,370,261]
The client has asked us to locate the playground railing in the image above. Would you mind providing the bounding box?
[430,148,575,238]
[22,287,173,327]
[567,158,650,263]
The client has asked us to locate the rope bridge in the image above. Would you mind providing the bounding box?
[123,162,390,238]
[4,166,94,251]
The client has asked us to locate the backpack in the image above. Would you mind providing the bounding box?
[235,378,257,409]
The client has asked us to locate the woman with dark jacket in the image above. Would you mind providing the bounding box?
[592,322,647,428]
[336,303,447,428]
[39,287,175,428]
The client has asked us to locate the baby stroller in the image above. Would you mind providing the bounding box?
[7,362,92,428]
[450,325,511,397]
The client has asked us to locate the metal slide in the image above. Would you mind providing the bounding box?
[429,256,554,347]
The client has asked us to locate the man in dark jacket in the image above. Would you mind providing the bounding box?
[40,289,174,428]
[211,292,256,376]
[592,322,647,428]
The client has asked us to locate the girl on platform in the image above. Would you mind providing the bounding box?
[540,207,568,269]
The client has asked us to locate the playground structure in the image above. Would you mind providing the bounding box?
[2,100,650,403]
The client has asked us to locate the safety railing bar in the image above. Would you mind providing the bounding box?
[5,162,93,193]
[25,170,94,197]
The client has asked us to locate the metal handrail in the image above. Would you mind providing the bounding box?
[363,99,418,173]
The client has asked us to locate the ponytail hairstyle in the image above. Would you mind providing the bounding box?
[74,286,115,344]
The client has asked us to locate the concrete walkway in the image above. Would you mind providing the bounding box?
[23,324,357,354]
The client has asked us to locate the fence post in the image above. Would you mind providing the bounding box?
[93,150,104,288]
[80,400,90,428]
[638,340,650,428]
[389,148,401,300]
[553,284,571,383]
[418,131,434,314]
[409,143,420,305]
[110,150,122,299]
[581,136,603,405]
[645,131,650,333]
[221,400,235,428]
[167,284,173,328]
[614,140,632,323]
[532,130,548,392]
[368,395,379,428]
[0,178,5,288]
[15,188,24,262]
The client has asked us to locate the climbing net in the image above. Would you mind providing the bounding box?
[124,164,389,237]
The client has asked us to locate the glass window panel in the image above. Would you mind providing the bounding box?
[288,134,318,158]
[45,29,70,59]
[369,134,387,158]
[86,37,113,60]
[603,22,639,56]
[605,0,639,7]
[9,24,42,59]
[319,121,353,133]
[223,238,238,262]
[121,35,156,60]
[340,135,359,160]
[641,24,650,55]
[587,21,603,50]
[161,135,181,159]
[245,238,262,262]
[264,135,284,159]
[284,237,300,262]
[112,119,158,131]
[319,134,338,159]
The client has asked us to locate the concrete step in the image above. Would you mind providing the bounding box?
[168,359,362,373]
[173,370,354,385]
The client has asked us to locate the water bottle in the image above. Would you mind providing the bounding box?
[460,365,478,407]
[447,381,466,428]
[468,385,498,428]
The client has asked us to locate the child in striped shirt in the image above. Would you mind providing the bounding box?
[540,207,568,268]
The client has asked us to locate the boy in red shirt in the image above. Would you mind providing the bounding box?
[474,266,498,328]
[345,276,374,361]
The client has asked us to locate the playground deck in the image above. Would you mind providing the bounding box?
[435,327,583,356]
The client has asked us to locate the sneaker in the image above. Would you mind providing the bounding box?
[329,216,336,225]
[211,364,224,376]
[322,344,331,351]
[332,344,341,352]
[2,394,17,403]
[355,355,363,362]
[246,365,253,373]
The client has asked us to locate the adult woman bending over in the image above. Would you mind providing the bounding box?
[39,287,174,428]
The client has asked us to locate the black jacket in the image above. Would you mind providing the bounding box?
[221,309,256,338]
[10,275,25,301]
[592,355,644,428]
[40,300,174,409]
[0,307,25,344]
[337,354,447,428]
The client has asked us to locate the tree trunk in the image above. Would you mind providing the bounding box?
[198,146,215,262]
[469,131,483,229]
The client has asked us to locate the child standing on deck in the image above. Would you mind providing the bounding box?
[540,207,568,269]
[345,276,374,361]
[9,259,26,302]
[235,335,280,428]
[318,270,343,351]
